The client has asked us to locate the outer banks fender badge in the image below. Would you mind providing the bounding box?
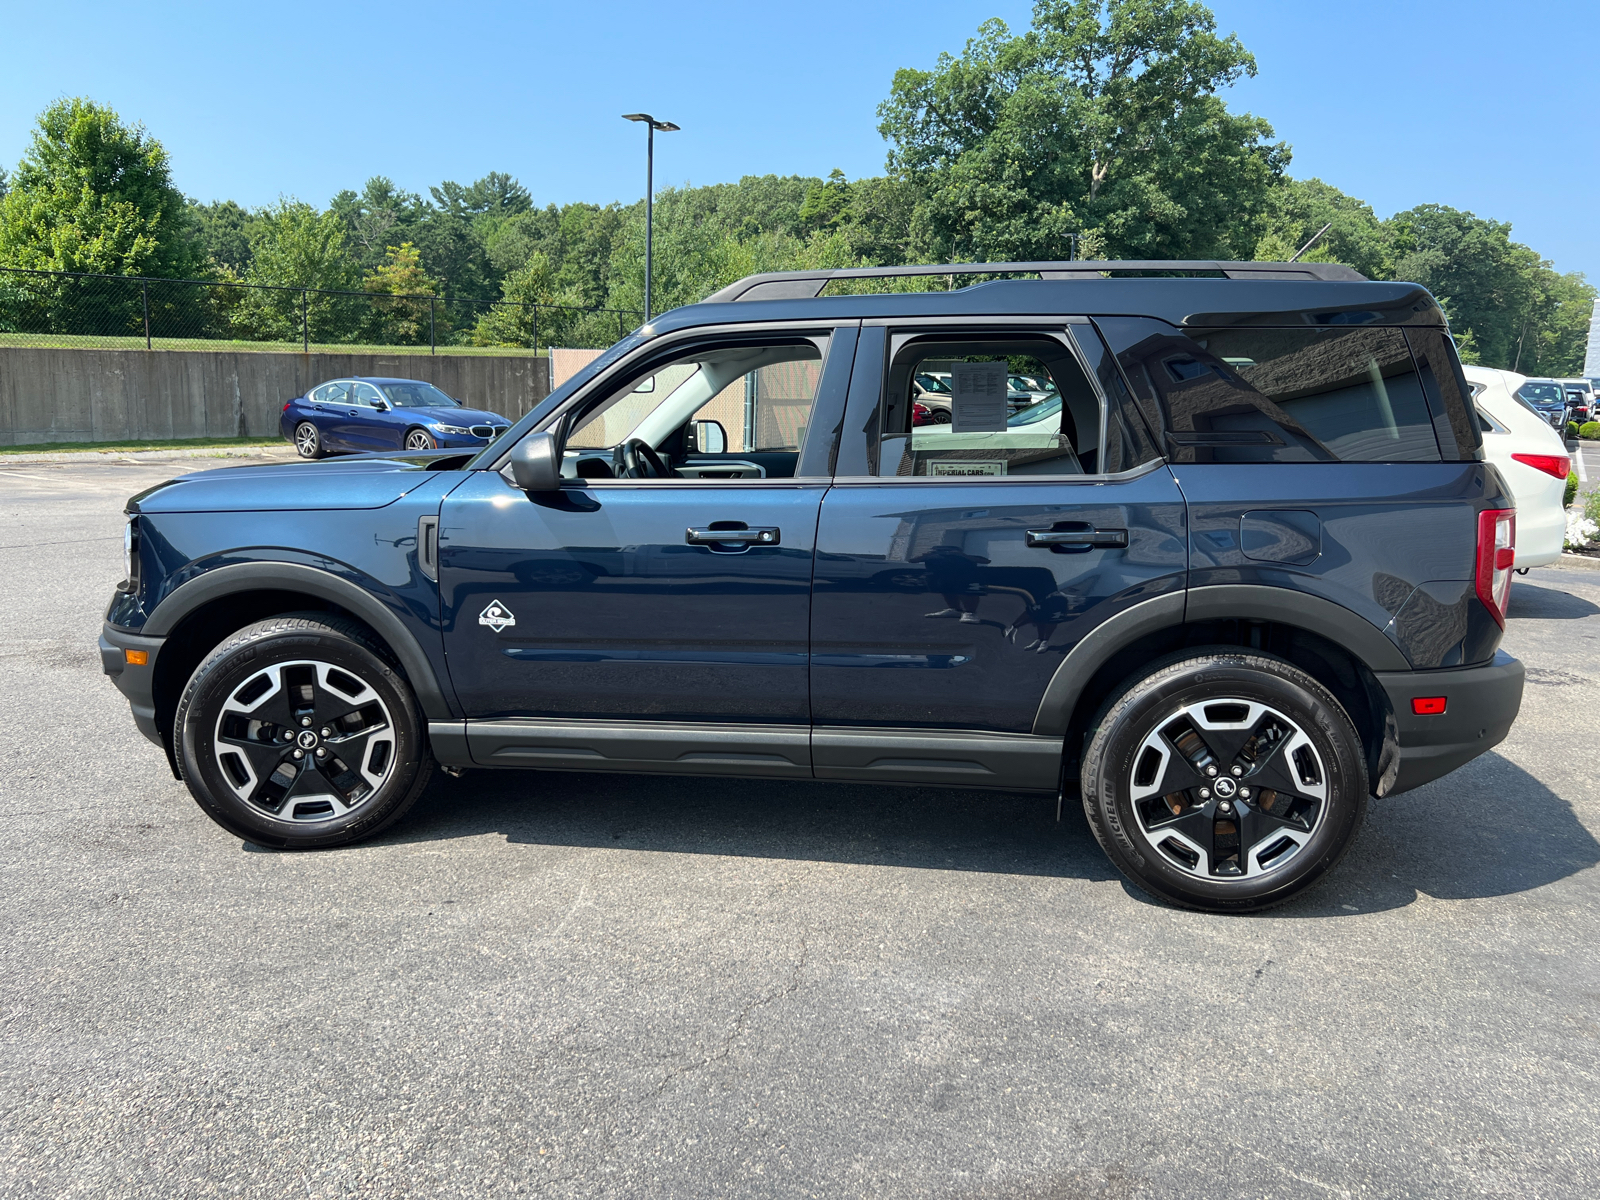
[478,600,517,632]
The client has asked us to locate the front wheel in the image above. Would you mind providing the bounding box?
[1080,651,1367,912]
[405,428,437,451]
[174,614,433,849]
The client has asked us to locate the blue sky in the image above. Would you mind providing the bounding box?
[3,1,1597,278]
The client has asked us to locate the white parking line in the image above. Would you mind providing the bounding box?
[1574,442,1589,484]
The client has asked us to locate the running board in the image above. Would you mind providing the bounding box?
[428,720,1062,790]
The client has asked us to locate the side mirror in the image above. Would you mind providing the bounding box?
[372,400,388,412]
[508,431,563,493]
[691,419,727,455]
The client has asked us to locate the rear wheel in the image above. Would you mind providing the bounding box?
[1080,651,1367,912]
[405,428,437,451]
[293,421,324,459]
[174,614,433,849]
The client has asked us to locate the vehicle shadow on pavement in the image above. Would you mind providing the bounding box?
[1265,751,1599,917]
[1508,580,1600,619]
[391,770,1124,882]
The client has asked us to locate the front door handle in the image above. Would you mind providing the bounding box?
[1025,526,1128,550]
[686,525,780,545]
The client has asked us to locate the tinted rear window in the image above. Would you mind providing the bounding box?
[1114,326,1440,462]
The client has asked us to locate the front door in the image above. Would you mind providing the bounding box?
[438,326,852,775]
[810,321,1186,788]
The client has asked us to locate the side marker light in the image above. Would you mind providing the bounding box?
[1411,696,1447,715]
[124,649,149,666]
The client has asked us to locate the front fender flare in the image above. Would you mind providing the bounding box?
[143,561,453,720]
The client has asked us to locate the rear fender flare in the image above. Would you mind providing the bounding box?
[1032,585,1407,738]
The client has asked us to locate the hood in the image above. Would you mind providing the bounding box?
[407,405,508,425]
[128,452,454,514]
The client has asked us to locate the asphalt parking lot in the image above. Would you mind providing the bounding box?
[2,455,1598,1199]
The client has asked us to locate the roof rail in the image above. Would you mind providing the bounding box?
[703,260,1367,303]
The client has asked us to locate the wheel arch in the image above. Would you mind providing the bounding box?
[146,563,453,774]
[1037,587,1406,796]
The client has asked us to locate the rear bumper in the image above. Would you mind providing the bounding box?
[1375,650,1524,796]
[100,620,166,748]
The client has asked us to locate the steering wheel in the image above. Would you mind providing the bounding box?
[614,437,676,479]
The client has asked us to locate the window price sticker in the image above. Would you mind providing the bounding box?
[949,361,1009,433]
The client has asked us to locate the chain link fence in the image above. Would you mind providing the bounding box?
[0,266,642,356]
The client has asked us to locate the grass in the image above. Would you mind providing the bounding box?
[0,332,548,356]
[0,435,284,456]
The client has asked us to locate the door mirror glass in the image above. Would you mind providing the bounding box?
[508,431,563,493]
[691,419,727,454]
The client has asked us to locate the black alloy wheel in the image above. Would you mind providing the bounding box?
[405,428,437,451]
[294,421,325,459]
[1080,651,1367,912]
[174,614,433,849]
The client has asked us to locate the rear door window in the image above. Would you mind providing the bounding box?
[874,332,1104,477]
[1105,324,1442,463]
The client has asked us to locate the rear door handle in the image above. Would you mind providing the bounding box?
[1025,527,1127,550]
[686,526,780,545]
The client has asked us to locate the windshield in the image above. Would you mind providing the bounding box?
[915,373,951,394]
[1518,382,1565,405]
[377,381,461,409]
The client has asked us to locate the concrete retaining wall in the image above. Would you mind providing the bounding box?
[0,347,551,445]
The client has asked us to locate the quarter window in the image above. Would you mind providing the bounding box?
[1111,324,1441,462]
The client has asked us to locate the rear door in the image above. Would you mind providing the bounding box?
[810,319,1187,789]
[328,382,389,452]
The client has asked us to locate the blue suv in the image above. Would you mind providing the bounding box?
[281,376,511,457]
[101,260,1525,912]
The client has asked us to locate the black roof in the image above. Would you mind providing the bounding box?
[703,259,1367,303]
[653,276,1445,335]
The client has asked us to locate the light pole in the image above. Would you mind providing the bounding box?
[622,113,680,323]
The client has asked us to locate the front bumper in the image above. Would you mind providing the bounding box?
[1376,650,1524,796]
[100,620,166,748]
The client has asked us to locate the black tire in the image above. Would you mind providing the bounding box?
[404,428,437,451]
[293,421,325,459]
[174,613,433,849]
[1080,651,1367,912]
[932,408,951,424]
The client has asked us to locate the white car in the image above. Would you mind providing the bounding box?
[1465,364,1570,567]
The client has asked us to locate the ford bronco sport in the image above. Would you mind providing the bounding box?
[100,260,1526,912]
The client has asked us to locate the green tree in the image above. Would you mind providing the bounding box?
[0,98,202,277]
[1512,268,1595,377]
[1386,204,1543,368]
[186,198,255,274]
[0,98,205,338]
[364,241,442,344]
[472,251,557,347]
[229,199,361,343]
[877,0,1286,263]
[1254,178,1391,279]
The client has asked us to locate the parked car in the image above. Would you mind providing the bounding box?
[102,259,1524,914]
[1515,378,1571,431]
[911,399,949,426]
[1465,365,1568,568]
[281,377,511,458]
[1558,378,1595,424]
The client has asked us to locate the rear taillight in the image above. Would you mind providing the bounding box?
[1475,508,1516,627]
[283,401,292,413]
[1511,452,1571,479]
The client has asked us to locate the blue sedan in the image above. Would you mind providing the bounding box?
[280,377,512,458]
